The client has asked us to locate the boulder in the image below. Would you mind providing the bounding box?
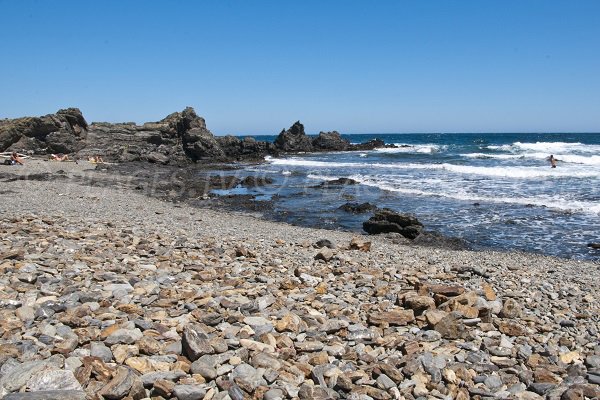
[312,131,350,151]
[363,208,424,239]
[274,121,313,152]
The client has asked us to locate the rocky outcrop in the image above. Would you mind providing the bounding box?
[312,131,350,151]
[217,136,277,161]
[363,208,424,239]
[0,108,88,154]
[1,108,395,163]
[274,121,313,152]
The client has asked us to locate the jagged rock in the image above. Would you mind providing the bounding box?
[363,208,424,239]
[274,121,313,152]
[0,108,88,153]
[312,131,350,151]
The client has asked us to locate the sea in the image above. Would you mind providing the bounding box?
[215,133,600,261]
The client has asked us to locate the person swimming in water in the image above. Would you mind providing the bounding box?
[549,155,557,168]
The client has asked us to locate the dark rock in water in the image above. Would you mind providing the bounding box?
[0,108,88,154]
[587,243,600,249]
[274,121,313,152]
[241,176,273,187]
[209,175,240,190]
[363,208,424,239]
[315,178,359,188]
[351,138,395,151]
[338,202,377,213]
[312,131,350,151]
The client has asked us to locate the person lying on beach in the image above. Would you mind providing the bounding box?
[548,154,557,168]
[50,153,70,161]
[10,152,24,165]
[88,155,104,164]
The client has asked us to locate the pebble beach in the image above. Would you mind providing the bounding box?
[0,160,599,400]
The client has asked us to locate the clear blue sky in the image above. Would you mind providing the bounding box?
[1,0,599,135]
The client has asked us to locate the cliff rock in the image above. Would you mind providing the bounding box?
[0,108,88,153]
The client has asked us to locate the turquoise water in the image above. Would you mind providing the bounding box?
[229,133,600,260]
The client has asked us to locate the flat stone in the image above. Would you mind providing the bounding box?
[173,384,207,400]
[104,328,143,345]
[141,370,187,387]
[368,309,415,326]
[27,369,82,392]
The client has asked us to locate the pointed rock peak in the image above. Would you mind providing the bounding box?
[280,121,305,136]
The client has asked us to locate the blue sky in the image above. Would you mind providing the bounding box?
[1,1,599,135]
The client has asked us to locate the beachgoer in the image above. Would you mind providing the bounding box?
[10,152,24,165]
[88,155,104,163]
[549,154,557,168]
[50,153,69,161]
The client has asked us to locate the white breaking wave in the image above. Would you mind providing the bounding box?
[374,144,445,154]
[267,157,600,178]
[442,163,599,178]
[464,151,600,165]
[487,141,600,155]
[344,174,600,215]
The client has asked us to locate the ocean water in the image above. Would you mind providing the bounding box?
[228,133,600,260]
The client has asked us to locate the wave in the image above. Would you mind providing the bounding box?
[487,141,600,155]
[267,157,600,178]
[463,152,600,165]
[374,144,446,154]
[343,174,600,215]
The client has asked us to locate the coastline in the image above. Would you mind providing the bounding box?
[1,159,599,399]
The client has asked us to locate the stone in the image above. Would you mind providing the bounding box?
[99,366,138,400]
[315,247,334,262]
[230,363,266,391]
[90,342,113,363]
[434,312,466,339]
[27,369,82,392]
[367,309,415,326]
[498,320,528,336]
[349,236,372,251]
[404,295,436,314]
[104,328,143,345]
[172,384,207,400]
[500,298,522,318]
[182,324,213,361]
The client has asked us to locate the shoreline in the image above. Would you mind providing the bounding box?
[1,159,599,399]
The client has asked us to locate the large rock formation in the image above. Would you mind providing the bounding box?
[1,108,395,164]
[274,121,314,152]
[312,131,350,151]
[0,108,88,154]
